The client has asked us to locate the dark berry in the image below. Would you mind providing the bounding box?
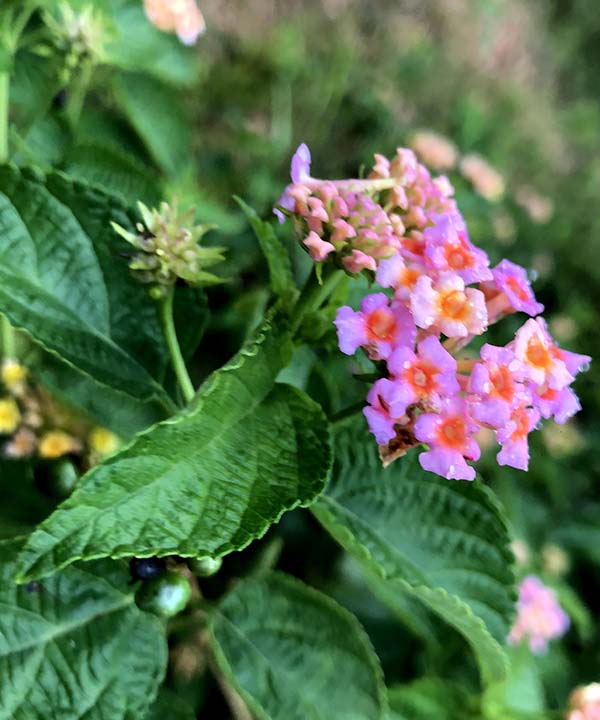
[129,557,166,581]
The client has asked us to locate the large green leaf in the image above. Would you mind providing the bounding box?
[312,417,515,685]
[0,540,167,720]
[209,572,387,720]
[144,688,195,720]
[16,320,332,581]
[0,165,172,408]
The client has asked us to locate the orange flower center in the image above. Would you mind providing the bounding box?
[489,365,514,402]
[366,308,396,342]
[445,240,472,270]
[402,267,421,289]
[506,276,530,302]
[526,337,552,369]
[407,362,436,397]
[437,418,467,448]
[440,289,468,319]
[510,408,531,441]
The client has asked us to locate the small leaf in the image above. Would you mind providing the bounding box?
[0,540,167,720]
[0,165,173,408]
[312,417,515,685]
[235,197,297,305]
[209,572,388,720]
[16,319,332,581]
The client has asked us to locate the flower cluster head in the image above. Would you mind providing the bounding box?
[43,3,107,70]
[275,144,590,481]
[508,575,569,653]
[112,201,225,299]
[568,684,600,720]
[144,0,206,45]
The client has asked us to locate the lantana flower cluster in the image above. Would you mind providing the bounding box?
[275,144,590,481]
[143,0,206,45]
[508,575,569,653]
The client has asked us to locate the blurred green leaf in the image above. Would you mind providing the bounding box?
[209,572,388,720]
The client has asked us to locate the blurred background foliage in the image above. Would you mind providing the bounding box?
[4,0,600,716]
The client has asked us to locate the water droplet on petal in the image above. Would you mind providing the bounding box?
[536,420,544,431]
[527,268,539,283]
[581,362,591,373]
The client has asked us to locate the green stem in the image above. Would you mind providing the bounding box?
[65,58,93,128]
[291,266,345,336]
[329,401,365,426]
[0,70,8,163]
[160,290,195,404]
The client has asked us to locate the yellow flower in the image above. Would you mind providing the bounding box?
[1,359,28,391]
[88,427,120,456]
[38,430,80,459]
[0,397,21,434]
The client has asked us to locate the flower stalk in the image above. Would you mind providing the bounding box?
[160,289,195,404]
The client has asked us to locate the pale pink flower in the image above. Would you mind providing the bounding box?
[460,153,504,201]
[414,397,481,481]
[342,249,377,274]
[409,130,458,171]
[334,294,416,360]
[411,273,488,338]
[302,231,334,261]
[424,213,492,284]
[568,684,600,720]
[496,403,540,471]
[508,575,569,653]
[144,0,206,45]
[513,317,573,390]
[386,336,460,416]
[363,378,410,445]
[486,259,544,318]
[375,253,423,302]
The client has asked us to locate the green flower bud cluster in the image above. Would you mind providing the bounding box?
[112,201,226,299]
[42,3,107,77]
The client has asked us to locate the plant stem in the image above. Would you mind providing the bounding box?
[291,266,345,336]
[65,58,93,128]
[0,70,8,163]
[329,401,365,426]
[160,289,195,404]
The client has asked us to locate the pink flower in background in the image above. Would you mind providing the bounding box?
[334,294,416,360]
[568,684,600,720]
[275,143,589,481]
[508,575,569,653]
[411,273,488,337]
[144,0,206,45]
[414,397,481,480]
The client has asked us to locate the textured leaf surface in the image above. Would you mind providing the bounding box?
[0,165,171,406]
[209,572,387,720]
[236,197,296,304]
[16,321,332,581]
[0,541,167,720]
[143,688,195,720]
[312,417,515,685]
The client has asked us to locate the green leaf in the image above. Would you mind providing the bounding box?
[387,678,476,720]
[0,540,167,720]
[312,417,515,685]
[235,197,297,304]
[112,72,191,176]
[0,165,173,409]
[209,572,387,720]
[482,646,545,720]
[16,320,332,581]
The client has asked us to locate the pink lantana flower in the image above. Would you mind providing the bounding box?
[531,384,581,424]
[302,231,335,261]
[414,397,481,481]
[513,317,573,390]
[386,336,460,416]
[144,0,206,45]
[496,403,540,470]
[334,294,416,360]
[568,684,600,720]
[363,378,410,445]
[424,213,492,284]
[468,344,528,428]
[274,143,313,222]
[376,253,423,302]
[411,273,488,338]
[486,259,544,320]
[508,575,569,653]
